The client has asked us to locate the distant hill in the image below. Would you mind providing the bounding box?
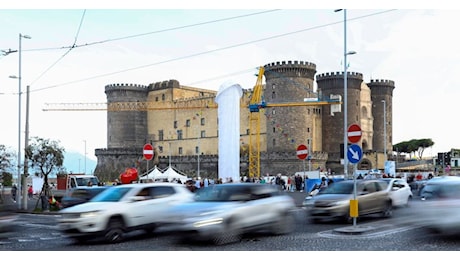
[63,151,97,174]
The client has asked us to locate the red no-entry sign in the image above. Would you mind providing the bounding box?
[296,144,308,160]
[143,143,154,161]
[347,124,362,143]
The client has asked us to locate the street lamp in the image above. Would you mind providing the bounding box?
[335,9,356,179]
[382,100,387,172]
[9,33,31,209]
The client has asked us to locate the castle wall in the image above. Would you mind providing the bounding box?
[263,61,321,153]
[368,79,395,159]
[94,61,394,181]
[316,72,363,155]
[105,83,149,149]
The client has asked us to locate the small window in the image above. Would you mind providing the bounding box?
[177,130,183,140]
[162,94,165,101]
[201,118,205,126]
[174,121,178,129]
[158,130,164,141]
[186,119,191,127]
[201,130,206,138]
[195,146,199,154]
[178,147,183,155]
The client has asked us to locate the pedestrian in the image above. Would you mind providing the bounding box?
[28,185,33,199]
[11,184,17,202]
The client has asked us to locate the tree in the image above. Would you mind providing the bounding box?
[393,138,434,159]
[0,144,15,174]
[25,137,65,204]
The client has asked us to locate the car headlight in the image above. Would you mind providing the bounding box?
[303,196,314,206]
[330,200,349,207]
[80,211,101,218]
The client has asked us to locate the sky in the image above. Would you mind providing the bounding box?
[1,1,458,170]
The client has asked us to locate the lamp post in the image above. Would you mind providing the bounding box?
[9,33,31,209]
[382,100,387,172]
[335,9,356,179]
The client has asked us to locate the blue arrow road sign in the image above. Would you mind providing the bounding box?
[347,144,363,164]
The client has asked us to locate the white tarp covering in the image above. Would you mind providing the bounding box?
[32,176,44,194]
[162,166,188,183]
[140,165,163,180]
[215,80,243,183]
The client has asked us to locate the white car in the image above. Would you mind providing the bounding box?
[57,182,193,243]
[382,178,413,207]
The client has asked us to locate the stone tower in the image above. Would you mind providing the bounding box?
[368,79,395,157]
[263,61,320,153]
[105,83,149,149]
[316,71,364,165]
[94,83,150,179]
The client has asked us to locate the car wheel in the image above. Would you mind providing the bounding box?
[381,201,393,218]
[213,218,242,245]
[271,212,295,235]
[104,218,125,243]
[405,195,413,207]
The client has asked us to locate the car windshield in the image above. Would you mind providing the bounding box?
[91,186,132,202]
[194,185,253,202]
[318,182,354,195]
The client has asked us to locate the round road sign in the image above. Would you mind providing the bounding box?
[296,144,308,160]
[143,143,154,161]
[347,124,362,143]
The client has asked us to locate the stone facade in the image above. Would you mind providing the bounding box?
[94,60,394,181]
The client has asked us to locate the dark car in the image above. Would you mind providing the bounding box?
[60,186,108,208]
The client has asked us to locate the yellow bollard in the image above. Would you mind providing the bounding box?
[349,199,358,218]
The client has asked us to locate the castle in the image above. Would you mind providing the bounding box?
[93,60,394,181]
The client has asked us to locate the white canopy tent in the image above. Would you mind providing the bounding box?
[162,166,188,183]
[139,165,163,181]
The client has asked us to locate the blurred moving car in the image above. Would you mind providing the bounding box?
[57,182,193,243]
[415,176,460,236]
[0,204,18,239]
[166,183,297,245]
[382,178,413,207]
[304,179,392,223]
[60,186,108,209]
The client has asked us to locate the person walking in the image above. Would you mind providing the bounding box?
[11,184,17,202]
[28,185,33,199]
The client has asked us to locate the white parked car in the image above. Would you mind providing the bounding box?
[57,182,193,243]
[382,178,413,207]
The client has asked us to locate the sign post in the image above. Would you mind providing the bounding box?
[143,144,154,176]
[297,144,308,184]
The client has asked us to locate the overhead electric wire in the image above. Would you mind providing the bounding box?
[28,10,87,87]
[24,10,281,52]
[29,9,397,93]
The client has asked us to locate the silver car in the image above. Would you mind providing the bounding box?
[305,179,392,223]
[166,183,297,245]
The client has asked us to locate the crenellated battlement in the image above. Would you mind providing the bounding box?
[316,71,363,81]
[264,60,317,79]
[105,83,149,92]
[264,60,316,70]
[368,79,395,86]
[150,79,180,90]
